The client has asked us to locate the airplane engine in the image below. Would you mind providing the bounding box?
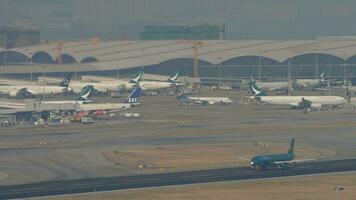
[9,90,18,97]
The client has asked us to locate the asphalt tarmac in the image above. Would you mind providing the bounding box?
[0,158,356,199]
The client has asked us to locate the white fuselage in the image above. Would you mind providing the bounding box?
[189,97,233,105]
[70,81,136,93]
[259,96,345,107]
[0,85,67,97]
[295,79,320,88]
[0,100,27,109]
[256,82,289,91]
[139,81,174,90]
[78,103,131,112]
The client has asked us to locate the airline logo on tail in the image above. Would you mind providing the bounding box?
[168,72,179,83]
[248,80,267,96]
[76,85,94,104]
[130,71,144,84]
[59,73,73,87]
[320,72,325,82]
[124,87,142,104]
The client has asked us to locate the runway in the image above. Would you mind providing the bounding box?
[0,158,356,199]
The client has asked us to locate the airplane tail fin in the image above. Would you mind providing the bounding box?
[288,138,295,155]
[124,87,142,104]
[320,72,325,82]
[168,72,179,83]
[76,85,94,103]
[59,73,72,87]
[130,71,144,84]
[248,81,266,96]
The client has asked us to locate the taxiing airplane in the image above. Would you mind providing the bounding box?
[177,95,233,106]
[0,74,72,98]
[78,86,142,115]
[249,81,345,110]
[250,138,314,170]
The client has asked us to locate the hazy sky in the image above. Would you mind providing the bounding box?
[1,0,356,40]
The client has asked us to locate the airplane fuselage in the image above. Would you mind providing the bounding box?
[250,153,295,169]
[139,81,175,90]
[258,96,345,107]
[70,81,136,93]
[0,85,67,97]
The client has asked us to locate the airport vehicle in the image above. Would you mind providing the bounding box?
[138,72,182,90]
[177,95,233,106]
[295,73,325,89]
[41,85,94,105]
[69,72,143,94]
[249,81,345,110]
[0,74,72,97]
[250,138,314,170]
[78,87,142,115]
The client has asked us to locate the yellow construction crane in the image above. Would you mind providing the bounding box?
[178,40,205,79]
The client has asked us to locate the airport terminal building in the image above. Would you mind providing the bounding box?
[1,37,356,81]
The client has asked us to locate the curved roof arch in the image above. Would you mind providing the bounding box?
[0,50,30,64]
[220,55,281,66]
[346,55,356,64]
[81,56,98,63]
[55,54,77,64]
[284,53,344,64]
[32,51,55,64]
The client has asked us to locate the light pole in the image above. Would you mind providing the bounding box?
[258,49,262,81]
[315,50,318,79]
[334,186,344,200]
[288,58,292,96]
[328,58,331,96]
[4,31,7,67]
[218,57,223,91]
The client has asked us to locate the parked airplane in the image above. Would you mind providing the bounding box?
[69,72,143,94]
[0,85,93,109]
[250,138,314,170]
[177,94,233,106]
[0,74,72,98]
[249,81,345,110]
[41,85,94,105]
[295,73,325,89]
[0,100,27,109]
[78,86,142,115]
[251,76,289,93]
[138,72,182,90]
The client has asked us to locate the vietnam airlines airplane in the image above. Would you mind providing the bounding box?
[78,87,142,115]
[249,81,345,110]
[0,74,72,98]
[250,138,314,170]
